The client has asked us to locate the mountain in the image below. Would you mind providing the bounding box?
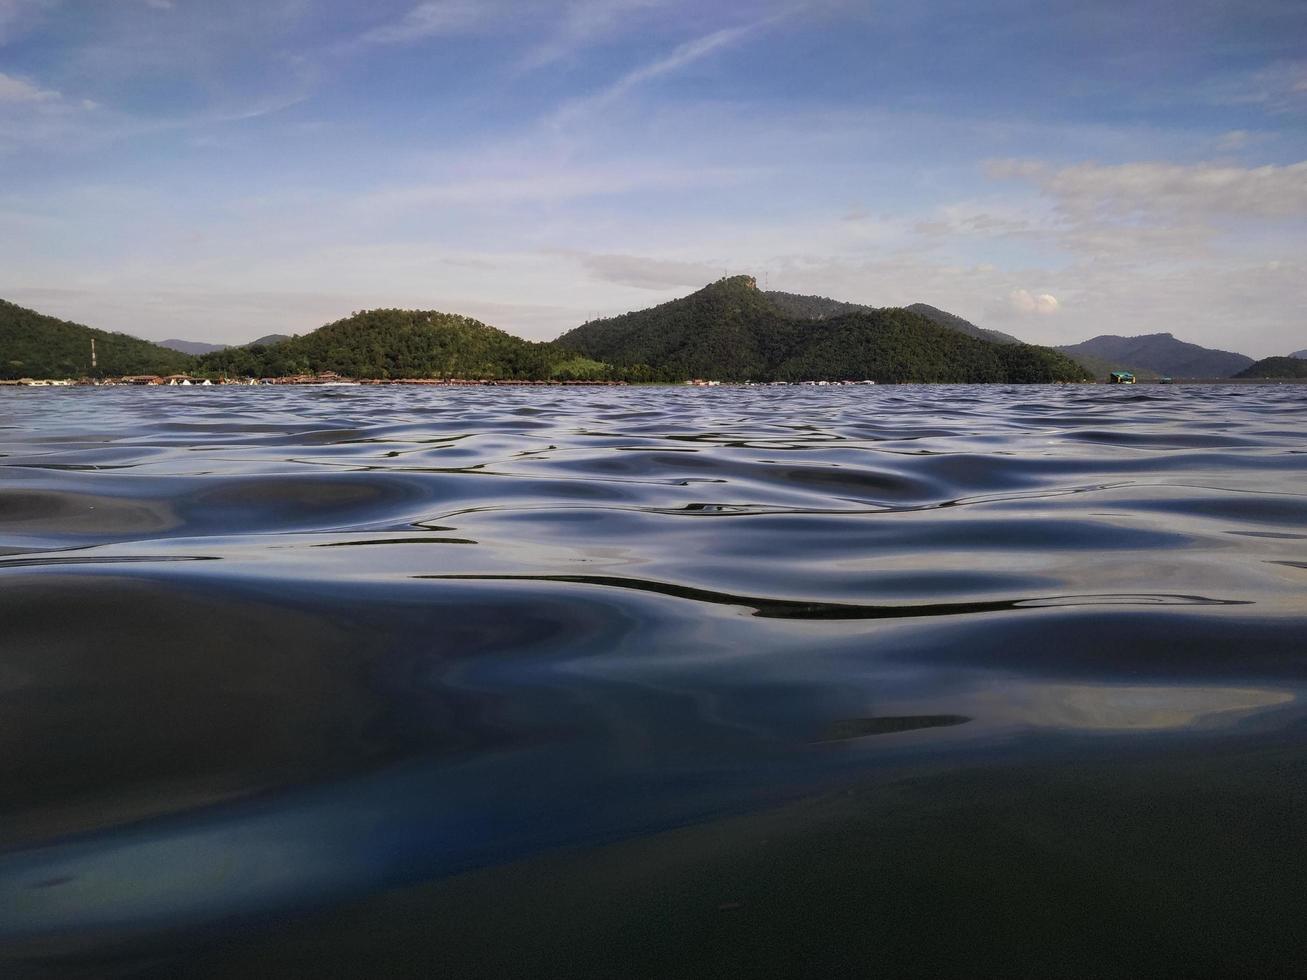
[0,299,195,379]
[1235,357,1307,380]
[557,277,1088,383]
[1290,349,1307,359]
[763,291,1022,345]
[904,304,1022,345]
[160,338,228,355]
[1057,352,1160,382]
[763,291,871,320]
[1056,333,1253,379]
[161,334,291,354]
[771,310,1086,383]
[1,285,1090,384]
[562,278,801,380]
[197,308,586,380]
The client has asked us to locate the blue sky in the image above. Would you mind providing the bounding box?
[1,0,1304,354]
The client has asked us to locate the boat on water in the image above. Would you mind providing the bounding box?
[1109,371,1136,384]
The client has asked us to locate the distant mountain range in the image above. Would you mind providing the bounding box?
[180,278,1086,382]
[556,277,1085,383]
[1055,333,1254,380]
[1236,357,1307,379]
[159,334,291,355]
[2,284,1295,384]
[194,278,1083,383]
[160,338,228,355]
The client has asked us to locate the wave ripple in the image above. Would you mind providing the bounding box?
[3,383,1307,973]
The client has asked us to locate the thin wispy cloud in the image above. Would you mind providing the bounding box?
[1199,59,1307,112]
[989,158,1307,220]
[580,252,721,289]
[0,70,59,102]
[517,0,668,71]
[358,164,755,212]
[546,23,757,130]
[0,0,53,43]
[360,1,490,44]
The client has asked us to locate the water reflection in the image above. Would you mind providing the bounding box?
[2,383,1306,974]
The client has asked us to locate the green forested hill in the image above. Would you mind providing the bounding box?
[196,308,589,380]
[562,277,799,380]
[774,310,1082,382]
[764,291,1023,345]
[762,290,871,320]
[0,299,195,379]
[558,278,1087,383]
[1235,357,1307,379]
[4,286,1090,384]
[904,303,1022,345]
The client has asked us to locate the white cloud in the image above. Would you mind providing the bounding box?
[1006,288,1059,315]
[360,1,489,44]
[0,70,59,102]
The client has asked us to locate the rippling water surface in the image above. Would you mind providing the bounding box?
[3,384,1307,977]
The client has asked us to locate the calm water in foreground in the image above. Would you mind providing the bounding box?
[2,384,1306,977]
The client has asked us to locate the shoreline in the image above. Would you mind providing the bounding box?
[4,378,1307,388]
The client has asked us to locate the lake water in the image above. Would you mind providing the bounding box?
[3,383,1306,977]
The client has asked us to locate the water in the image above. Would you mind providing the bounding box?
[2,383,1306,977]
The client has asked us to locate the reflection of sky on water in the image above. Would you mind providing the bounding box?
[979,682,1292,731]
[4,385,1307,958]
[3,570,1305,947]
[2,634,1296,941]
[881,681,1294,734]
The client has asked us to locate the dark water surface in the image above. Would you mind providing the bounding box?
[3,384,1306,977]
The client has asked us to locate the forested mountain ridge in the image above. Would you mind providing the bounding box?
[1235,357,1307,379]
[196,308,614,380]
[560,277,801,380]
[558,277,1088,383]
[0,299,195,379]
[904,304,1022,345]
[5,283,1178,385]
[771,309,1083,382]
[762,290,871,320]
[1056,332,1254,379]
[762,291,1022,345]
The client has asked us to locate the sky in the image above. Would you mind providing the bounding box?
[0,0,1304,355]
